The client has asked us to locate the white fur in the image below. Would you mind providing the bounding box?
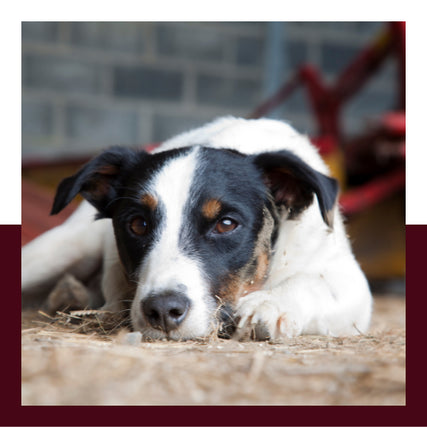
[22,117,372,339]
[130,148,215,340]
[22,202,109,291]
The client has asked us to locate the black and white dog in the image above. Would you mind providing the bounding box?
[22,117,372,340]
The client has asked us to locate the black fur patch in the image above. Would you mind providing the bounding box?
[253,150,338,227]
[51,145,338,326]
[180,148,274,300]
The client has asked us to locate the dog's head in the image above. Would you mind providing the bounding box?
[51,145,338,340]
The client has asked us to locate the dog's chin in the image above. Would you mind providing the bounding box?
[129,303,239,341]
[136,325,211,342]
[131,316,214,342]
[130,295,220,341]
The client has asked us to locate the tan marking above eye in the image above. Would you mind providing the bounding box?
[95,164,119,175]
[202,198,222,220]
[140,193,158,210]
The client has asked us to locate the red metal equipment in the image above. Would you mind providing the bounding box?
[22,23,406,273]
[249,22,406,217]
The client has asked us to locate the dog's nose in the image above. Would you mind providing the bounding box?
[142,291,191,333]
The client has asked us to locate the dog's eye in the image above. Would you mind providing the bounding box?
[214,217,238,234]
[129,216,148,236]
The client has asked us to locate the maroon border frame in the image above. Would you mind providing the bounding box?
[2,224,425,425]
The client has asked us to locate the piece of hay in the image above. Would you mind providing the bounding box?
[38,309,129,336]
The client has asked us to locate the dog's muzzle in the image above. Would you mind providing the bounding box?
[141,291,191,334]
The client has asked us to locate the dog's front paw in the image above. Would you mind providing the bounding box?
[235,290,303,340]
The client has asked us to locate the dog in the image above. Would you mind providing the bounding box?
[22,117,372,340]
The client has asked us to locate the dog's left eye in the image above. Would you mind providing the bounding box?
[214,217,238,234]
[129,216,148,236]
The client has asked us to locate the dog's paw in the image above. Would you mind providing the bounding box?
[234,290,303,340]
[46,274,90,314]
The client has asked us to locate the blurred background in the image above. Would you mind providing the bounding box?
[22,22,398,157]
[21,22,405,290]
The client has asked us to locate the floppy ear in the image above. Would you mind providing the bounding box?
[51,147,146,218]
[253,150,339,227]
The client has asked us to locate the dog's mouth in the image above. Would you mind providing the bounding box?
[131,296,238,341]
[136,325,210,342]
[216,303,237,339]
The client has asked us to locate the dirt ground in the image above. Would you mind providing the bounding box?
[21,294,405,405]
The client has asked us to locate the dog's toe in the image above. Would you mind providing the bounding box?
[235,290,304,340]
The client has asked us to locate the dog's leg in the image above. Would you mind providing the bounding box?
[22,202,110,304]
[98,228,132,314]
[235,260,372,340]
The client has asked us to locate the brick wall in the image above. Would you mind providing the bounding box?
[22,22,398,159]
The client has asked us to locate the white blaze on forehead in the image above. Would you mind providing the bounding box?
[143,147,200,278]
[131,147,214,338]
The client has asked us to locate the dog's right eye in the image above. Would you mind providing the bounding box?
[129,216,148,236]
[214,217,239,234]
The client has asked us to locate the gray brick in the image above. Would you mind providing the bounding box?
[21,21,396,160]
[22,22,59,42]
[378,56,400,81]
[156,24,225,61]
[236,36,264,66]
[66,105,139,145]
[236,37,307,72]
[281,88,311,114]
[23,54,103,94]
[22,100,53,136]
[152,114,207,142]
[286,40,308,69]
[213,22,266,31]
[355,22,384,32]
[114,66,183,101]
[321,43,362,75]
[344,86,396,117]
[294,22,384,40]
[70,22,144,53]
[288,22,361,34]
[342,82,397,136]
[197,74,261,108]
[22,135,60,157]
[285,114,316,136]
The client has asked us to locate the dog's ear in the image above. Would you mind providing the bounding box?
[253,150,339,227]
[51,147,146,218]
